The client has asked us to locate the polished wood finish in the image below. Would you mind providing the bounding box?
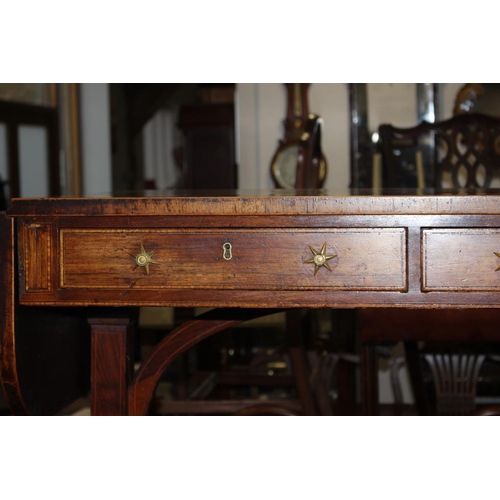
[89,313,135,416]
[11,196,500,309]
[56,227,405,292]
[423,228,500,291]
[4,190,500,415]
[0,213,90,416]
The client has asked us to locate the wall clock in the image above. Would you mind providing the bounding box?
[270,83,327,188]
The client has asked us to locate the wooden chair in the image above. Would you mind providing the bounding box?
[360,113,500,415]
[379,112,500,190]
[0,175,7,211]
[390,349,500,416]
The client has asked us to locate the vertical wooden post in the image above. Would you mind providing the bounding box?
[331,310,358,415]
[404,341,429,416]
[361,344,379,416]
[89,314,135,416]
[286,310,317,416]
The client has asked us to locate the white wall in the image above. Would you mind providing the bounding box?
[18,125,49,197]
[310,84,350,191]
[80,83,112,196]
[142,108,182,190]
[441,83,465,119]
[0,123,50,198]
[368,83,417,130]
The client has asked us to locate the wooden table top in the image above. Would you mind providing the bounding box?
[8,188,500,216]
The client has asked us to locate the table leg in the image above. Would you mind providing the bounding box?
[361,344,379,416]
[89,314,135,416]
[404,341,429,416]
[286,310,318,416]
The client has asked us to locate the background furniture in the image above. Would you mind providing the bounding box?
[270,84,327,189]
[177,103,237,189]
[0,99,60,200]
[379,112,500,190]
[360,112,500,415]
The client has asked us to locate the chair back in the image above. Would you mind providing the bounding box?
[424,353,486,416]
[0,175,8,211]
[378,113,500,189]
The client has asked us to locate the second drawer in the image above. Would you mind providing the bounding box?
[423,228,500,291]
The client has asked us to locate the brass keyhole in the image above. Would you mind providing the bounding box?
[223,242,232,260]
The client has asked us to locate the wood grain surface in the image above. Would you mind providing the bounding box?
[59,228,406,291]
[423,228,500,290]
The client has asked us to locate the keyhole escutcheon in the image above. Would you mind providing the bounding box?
[223,242,233,260]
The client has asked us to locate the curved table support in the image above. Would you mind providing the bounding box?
[128,308,285,416]
[0,214,28,414]
[1,214,90,416]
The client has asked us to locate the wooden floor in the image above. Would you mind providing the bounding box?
[0,401,420,416]
[3,401,498,416]
[0,380,494,416]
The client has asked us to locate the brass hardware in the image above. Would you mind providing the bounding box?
[494,251,500,271]
[223,242,233,260]
[304,242,336,275]
[267,361,287,370]
[131,243,157,275]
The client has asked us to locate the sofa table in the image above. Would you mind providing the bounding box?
[3,190,500,415]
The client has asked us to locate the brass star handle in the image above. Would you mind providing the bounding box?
[494,252,500,271]
[304,242,336,275]
[130,243,157,275]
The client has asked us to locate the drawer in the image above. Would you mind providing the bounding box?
[59,228,407,291]
[423,228,500,291]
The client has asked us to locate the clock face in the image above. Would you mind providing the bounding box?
[271,144,299,189]
[271,143,327,189]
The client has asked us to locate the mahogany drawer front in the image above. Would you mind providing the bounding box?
[59,228,407,291]
[423,228,500,291]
